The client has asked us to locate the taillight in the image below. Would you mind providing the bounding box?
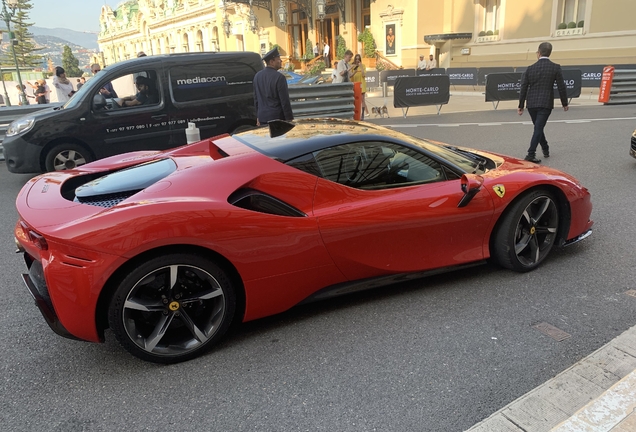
[19,221,48,250]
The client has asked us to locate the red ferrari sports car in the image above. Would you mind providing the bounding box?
[15,119,593,363]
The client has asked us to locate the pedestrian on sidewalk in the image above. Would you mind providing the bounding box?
[333,50,353,84]
[53,66,75,102]
[518,41,569,163]
[323,40,331,68]
[350,54,368,119]
[253,47,294,126]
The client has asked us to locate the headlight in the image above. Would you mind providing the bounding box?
[6,117,35,137]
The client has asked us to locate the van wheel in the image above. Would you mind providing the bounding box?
[45,143,93,172]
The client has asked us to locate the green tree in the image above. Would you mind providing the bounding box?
[61,45,82,77]
[335,35,347,60]
[2,0,42,68]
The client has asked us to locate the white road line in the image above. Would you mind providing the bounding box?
[384,116,636,128]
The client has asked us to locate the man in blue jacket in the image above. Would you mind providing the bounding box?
[253,47,294,126]
[518,42,569,163]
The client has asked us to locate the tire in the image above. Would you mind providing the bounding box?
[492,189,560,272]
[107,253,236,363]
[44,143,93,172]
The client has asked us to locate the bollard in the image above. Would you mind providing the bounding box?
[353,81,362,120]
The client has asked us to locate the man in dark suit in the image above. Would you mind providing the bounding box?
[518,42,569,163]
[253,47,294,126]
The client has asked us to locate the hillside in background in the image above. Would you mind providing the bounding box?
[0,27,99,74]
[30,27,98,50]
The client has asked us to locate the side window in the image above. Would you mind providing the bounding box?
[169,62,256,103]
[287,142,445,190]
[94,70,160,111]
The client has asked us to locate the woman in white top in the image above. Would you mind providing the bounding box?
[52,66,74,103]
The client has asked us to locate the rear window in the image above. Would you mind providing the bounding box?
[170,62,257,103]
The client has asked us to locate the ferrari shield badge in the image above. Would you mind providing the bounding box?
[493,184,506,198]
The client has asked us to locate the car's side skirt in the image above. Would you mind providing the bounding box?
[299,261,487,305]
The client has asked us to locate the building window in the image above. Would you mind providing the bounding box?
[558,0,586,27]
[481,0,500,34]
[362,0,371,27]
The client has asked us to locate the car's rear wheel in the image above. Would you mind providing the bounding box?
[108,254,236,363]
[45,143,92,171]
[492,189,559,272]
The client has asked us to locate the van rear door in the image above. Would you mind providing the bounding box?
[167,55,260,145]
[88,62,174,159]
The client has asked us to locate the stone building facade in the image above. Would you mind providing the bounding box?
[97,0,636,70]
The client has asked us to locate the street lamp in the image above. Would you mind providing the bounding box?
[249,2,258,34]
[277,1,287,27]
[1,0,28,105]
[221,0,231,38]
[316,0,326,21]
[222,15,231,37]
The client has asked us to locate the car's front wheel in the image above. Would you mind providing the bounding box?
[492,189,560,272]
[108,254,236,363]
[44,143,93,171]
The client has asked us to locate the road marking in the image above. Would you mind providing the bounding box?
[383,116,636,128]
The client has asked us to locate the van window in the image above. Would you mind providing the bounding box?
[93,70,161,111]
[170,62,256,103]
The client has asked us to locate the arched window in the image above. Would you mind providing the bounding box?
[196,30,204,52]
[182,33,190,52]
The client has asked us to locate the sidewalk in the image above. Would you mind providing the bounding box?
[466,324,636,432]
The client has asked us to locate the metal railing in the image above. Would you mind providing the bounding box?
[289,82,355,119]
[605,69,636,104]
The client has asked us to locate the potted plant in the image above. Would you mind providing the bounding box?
[557,23,567,29]
[357,28,377,68]
[577,20,584,28]
[567,21,577,28]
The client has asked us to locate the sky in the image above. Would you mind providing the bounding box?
[30,0,117,33]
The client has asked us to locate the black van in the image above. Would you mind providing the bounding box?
[3,52,263,173]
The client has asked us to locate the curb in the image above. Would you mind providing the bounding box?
[466,325,636,432]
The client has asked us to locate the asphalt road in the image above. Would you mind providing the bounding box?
[1,104,635,432]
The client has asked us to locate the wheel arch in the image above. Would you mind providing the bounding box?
[40,137,95,172]
[488,184,571,257]
[94,244,246,340]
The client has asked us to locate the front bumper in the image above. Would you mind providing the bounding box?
[22,260,80,340]
[563,228,592,246]
[3,134,44,173]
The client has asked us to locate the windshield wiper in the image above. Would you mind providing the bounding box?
[443,145,488,173]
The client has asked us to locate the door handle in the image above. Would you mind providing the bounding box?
[151,114,167,120]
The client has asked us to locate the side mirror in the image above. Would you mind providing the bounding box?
[92,93,107,110]
[457,174,484,208]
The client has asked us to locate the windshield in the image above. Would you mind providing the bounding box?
[61,75,98,110]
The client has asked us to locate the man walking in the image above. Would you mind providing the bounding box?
[518,42,569,163]
[253,47,294,126]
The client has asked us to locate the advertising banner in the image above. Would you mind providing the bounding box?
[554,69,582,99]
[485,71,581,102]
[416,68,446,76]
[598,66,615,103]
[446,68,478,85]
[478,67,515,85]
[485,73,522,101]
[365,71,380,89]
[380,69,416,85]
[393,75,451,108]
[563,65,604,88]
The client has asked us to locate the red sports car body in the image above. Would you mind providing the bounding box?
[15,119,593,363]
